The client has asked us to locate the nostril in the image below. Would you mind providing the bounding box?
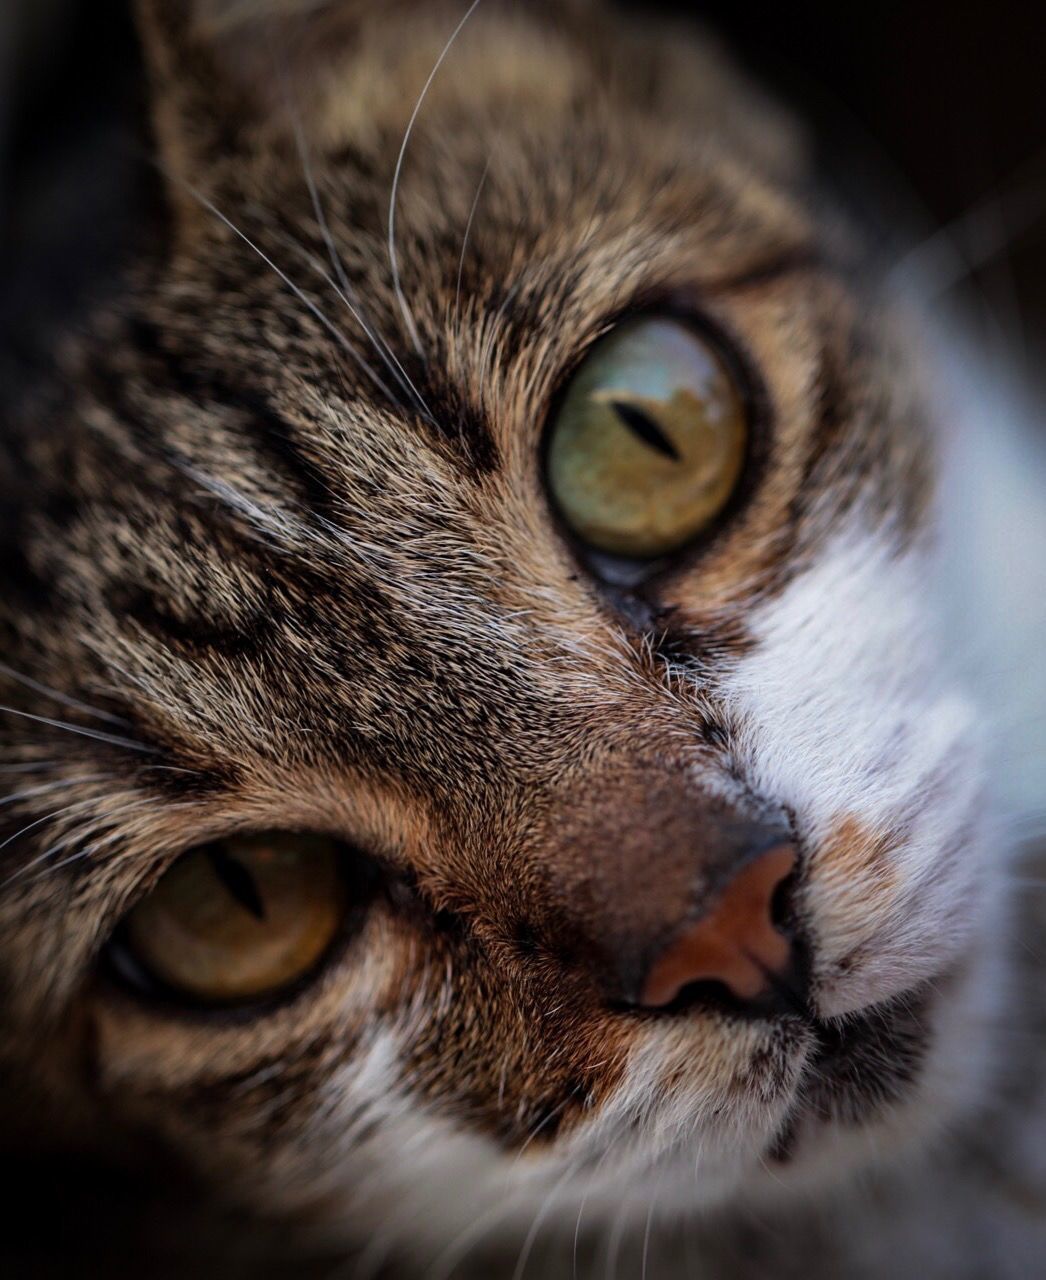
[650,976,759,1020]
[770,864,799,933]
[652,974,805,1022]
[637,843,804,1014]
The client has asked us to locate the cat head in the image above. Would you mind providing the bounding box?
[0,0,1004,1258]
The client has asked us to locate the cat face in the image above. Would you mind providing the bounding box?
[0,0,1001,1258]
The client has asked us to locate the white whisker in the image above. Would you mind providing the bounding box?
[258,211,432,421]
[17,820,144,886]
[455,154,492,320]
[601,1194,629,1280]
[0,705,158,754]
[512,1096,575,1165]
[163,170,401,406]
[276,65,434,421]
[422,1196,514,1280]
[2,792,174,890]
[511,1162,580,1280]
[640,1198,655,1280]
[0,774,112,811]
[0,793,118,863]
[572,1143,618,1280]
[388,0,483,357]
[0,662,128,725]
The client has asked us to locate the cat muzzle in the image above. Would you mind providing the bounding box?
[539,771,808,1020]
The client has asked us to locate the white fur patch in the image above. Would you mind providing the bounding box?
[722,523,989,1015]
[299,342,1046,1270]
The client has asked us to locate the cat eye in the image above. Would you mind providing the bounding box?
[546,317,748,558]
[110,832,357,1006]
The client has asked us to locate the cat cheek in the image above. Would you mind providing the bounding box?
[719,524,990,1013]
[803,805,985,1019]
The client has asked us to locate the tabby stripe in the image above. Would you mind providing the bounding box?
[127,318,337,518]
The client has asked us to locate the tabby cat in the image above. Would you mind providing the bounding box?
[2,1,1045,1277]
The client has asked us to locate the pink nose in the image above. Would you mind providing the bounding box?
[639,844,798,1008]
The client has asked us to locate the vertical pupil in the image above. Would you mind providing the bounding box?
[609,399,682,461]
[207,847,267,920]
[546,316,748,557]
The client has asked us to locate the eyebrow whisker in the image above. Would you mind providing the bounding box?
[0,705,159,754]
[387,0,484,359]
[276,61,434,421]
[455,153,492,323]
[161,168,401,407]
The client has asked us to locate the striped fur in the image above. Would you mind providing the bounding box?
[1,2,1042,1275]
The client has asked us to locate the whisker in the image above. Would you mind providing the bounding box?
[573,1143,618,1280]
[455,154,491,321]
[256,213,431,420]
[601,1193,629,1280]
[274,60,433,420]
[161,169,401,406]
[511,1162,581,1280]
[16,820,142,887]
[2,792,174,891]
[0,774,112,811]
[0,793,119,862]
[0,705,158,754]
[640,1198,655,1280]
[388,0,483,357]
[512,1096,576,1164]
[421,1197,514,1280]
[325,277,434,423]
[0,662,129,726]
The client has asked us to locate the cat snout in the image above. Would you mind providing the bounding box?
[540,771,808,1020]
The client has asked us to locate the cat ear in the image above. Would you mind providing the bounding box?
[134,1,368,213]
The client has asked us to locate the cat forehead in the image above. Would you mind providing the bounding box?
[161,0,804,172]
[140,0,912,496]
[133,0,880,520]
[155,0,813,288]
[10,0,934,806]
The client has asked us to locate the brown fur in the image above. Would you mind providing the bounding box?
[0,2,1007,1276]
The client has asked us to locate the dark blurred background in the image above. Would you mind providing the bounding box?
[2,0,1045,395]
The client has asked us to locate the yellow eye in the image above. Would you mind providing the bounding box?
[117,833,352,1005]
[546,317,748,558]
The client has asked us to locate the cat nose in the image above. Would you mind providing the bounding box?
[636,842,801,1013]
[535,764,807,1018]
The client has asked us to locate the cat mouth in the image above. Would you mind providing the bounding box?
[766,987,935,1163]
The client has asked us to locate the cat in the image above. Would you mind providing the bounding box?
[1,1,1045,1276]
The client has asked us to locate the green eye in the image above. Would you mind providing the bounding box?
[546,317,748,558]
